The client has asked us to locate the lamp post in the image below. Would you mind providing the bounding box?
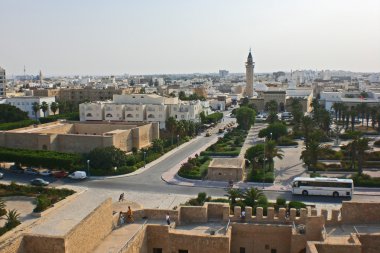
[177,134,180,147]
[143,151,147,168]
[87,160,90,177]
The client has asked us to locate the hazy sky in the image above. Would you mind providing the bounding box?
[1,0,379,76]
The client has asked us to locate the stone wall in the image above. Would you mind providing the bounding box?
[359,233,380,253]
[341,201,380,224]
[231,223,292,253]
[65,198,113,253]
[111,129,133,151]
[124,226,148,253]
[138,209,179,224]
[73,123,135,135]
[179,206,208,225]
[22,235,65,253]
[146,225,230,253]
[206,202,230,221]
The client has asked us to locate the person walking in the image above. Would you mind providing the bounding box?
[119,193,125,202]
[166,213,171,226]
[127,206,134,223]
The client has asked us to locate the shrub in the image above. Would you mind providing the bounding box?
[351,173,380,187]
[0,120,39,130]
[288,201,306,210]
[33,194,52,213]
[277,136,298,146]
[276,198,286,206]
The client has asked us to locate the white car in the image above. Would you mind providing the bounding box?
[0,172,3,179]
[68,171,87,180]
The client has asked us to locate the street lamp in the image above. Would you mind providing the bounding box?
[177,134,180,147]
[143,151,147,168]
[87,160,90,177]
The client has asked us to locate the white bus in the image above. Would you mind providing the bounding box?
[291,177,353,198]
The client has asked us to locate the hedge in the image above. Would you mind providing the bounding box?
[39,112,79,124]
[200,150,240,157]
[0,147,82,170]
[0,120,38,130]
[352,173,380,187]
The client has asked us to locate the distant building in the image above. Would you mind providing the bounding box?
[5,96,56,119]
[219,69,229,78]
[79,94,204,128]
[0,67,5,97]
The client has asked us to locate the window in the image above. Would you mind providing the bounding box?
[126,114,133,118]
[106,113,112,117]
[181,115,185,119]
[240,247,245,253]
[178,250,188,253]
[86,113,93,117]
[153,249,162,253]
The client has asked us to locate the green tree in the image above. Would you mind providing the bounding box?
[40,102,49,118]
[0,104,29,123]
[50,102,59,115]
[290,98,303,130]
[178,91,186,100]
[300,130,326,173]
[258,122,287,141]
[87,146,128,171]
[152,139,164,154]
[301,116,314,145]
[236,107,256,130]
[166,117,177,145]
[32,102,40,120]
[243,187,264,207]
[265,100,278,113]
[129,79,135,86]
[224,188,243,205]
[245,144,264,169]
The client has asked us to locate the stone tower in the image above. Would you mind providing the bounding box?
[244,49,255,98]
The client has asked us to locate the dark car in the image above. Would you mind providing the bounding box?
[30,178,49,186]
[10,165,24,174]
[25,167,39,175]
[53,170,69,178]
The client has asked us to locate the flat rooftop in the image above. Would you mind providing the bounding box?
[209,158,244,169]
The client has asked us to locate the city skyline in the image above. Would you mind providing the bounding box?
[1,0,380,76]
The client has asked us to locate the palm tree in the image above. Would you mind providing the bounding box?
[50,102,58,115]
[332,102,342,121]
[349,108,357,131]
[32,102,40,120]
[224,188,243,205]
[265,140,283,169]
[300,130,327,173]
[245,144,265,169]
[243,187,264,207]
[356,103,367,126]
[356,138,370,175]
[165,117,177,145]
[5,209,21,230]
[370,106,377,129]
[40,102,49,118]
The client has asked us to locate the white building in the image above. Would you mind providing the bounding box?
[320,91,380,111]
[79,94,203,129]
[6,96,56,119]
[0,67,5,97]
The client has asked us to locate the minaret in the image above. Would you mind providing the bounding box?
[244,49,255,97]
[39,70,43,84]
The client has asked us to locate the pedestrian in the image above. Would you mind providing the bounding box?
[240,209,246,221]
[119,193,125,202]
[127,206,134,223]
[119,212,125,225]
[166,212,171,226]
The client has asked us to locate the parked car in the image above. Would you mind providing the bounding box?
[39,170,52,176]
[30,178,49,186]
[10,165,24,174]
[52,170,69,178]
[25,167,39,175]
[0,172,3,179]
[68,171,87,180]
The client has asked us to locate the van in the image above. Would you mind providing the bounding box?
[68,171,87,180]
